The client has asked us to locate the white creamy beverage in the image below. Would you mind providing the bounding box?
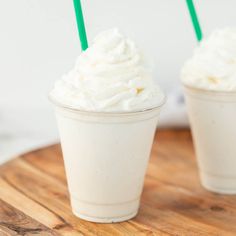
[181,28,236,194]
[50,29,165,222]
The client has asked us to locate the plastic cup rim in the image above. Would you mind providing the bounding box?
[182,84,236,96]
[48,94,166,117]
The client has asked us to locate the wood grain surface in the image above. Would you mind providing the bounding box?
[0,130,236,236]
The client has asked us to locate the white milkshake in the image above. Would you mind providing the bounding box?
[182,28,236,194]
[50,29,165,222]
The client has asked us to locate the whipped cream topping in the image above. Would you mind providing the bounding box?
[181,28,236,91]
[50,28,164,112]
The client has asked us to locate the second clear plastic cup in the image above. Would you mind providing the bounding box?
[183,85,236,194]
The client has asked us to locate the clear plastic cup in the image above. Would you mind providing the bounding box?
[50,97,165,222]
[183,85,236,194]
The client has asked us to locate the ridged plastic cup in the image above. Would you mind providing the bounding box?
[183,85,236,194]
[50,97,164,222]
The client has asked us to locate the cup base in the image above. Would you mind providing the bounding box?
[70,197,140,223]
[200,171,236,194]
[72,210,138,223]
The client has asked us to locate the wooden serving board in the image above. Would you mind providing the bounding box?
[0,130,236,236]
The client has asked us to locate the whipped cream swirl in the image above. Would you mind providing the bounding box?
[50,29,164,112]
[181,28,236,91]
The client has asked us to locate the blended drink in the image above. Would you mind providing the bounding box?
[50,29,165,222]
[182,28,236,194]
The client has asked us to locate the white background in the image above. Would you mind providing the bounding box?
[0,0,236,162]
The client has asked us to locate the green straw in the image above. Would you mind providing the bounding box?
[73,0,88,50]
[186,0,203,42]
